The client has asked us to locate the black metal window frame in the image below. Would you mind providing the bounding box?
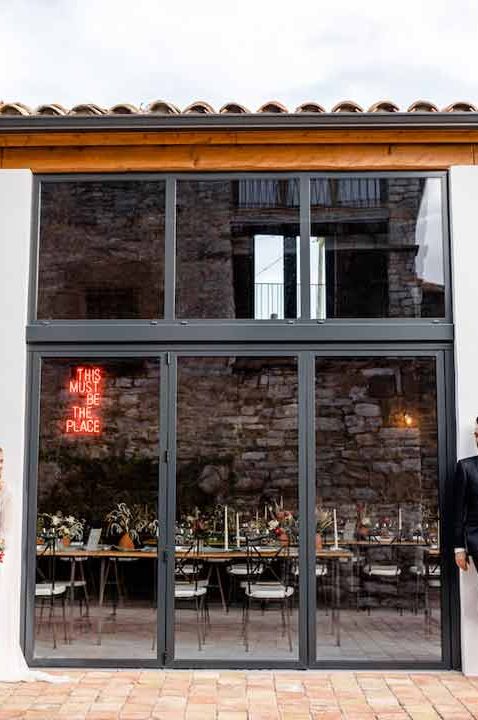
[22,343,459,672]
[27,171,452,345]
[22,169,458,671]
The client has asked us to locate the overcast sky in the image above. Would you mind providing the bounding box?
[0,0,477,111]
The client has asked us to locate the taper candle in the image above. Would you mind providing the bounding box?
[224,505,229,551]
[333,508,338,549]
[236,512,240,549]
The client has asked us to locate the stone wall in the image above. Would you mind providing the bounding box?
[38,181,166,319]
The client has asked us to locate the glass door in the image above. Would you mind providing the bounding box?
[312,353,444,665]
[170,354,304,664]
[28,354,167,664]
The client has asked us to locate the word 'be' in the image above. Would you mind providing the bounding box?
[65,367,103,435]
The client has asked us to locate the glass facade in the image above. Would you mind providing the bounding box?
[310,178,445,319]
[34,358,160,660]
[25,172,454,670]
[37,180,166,319]
[176,179,300,319]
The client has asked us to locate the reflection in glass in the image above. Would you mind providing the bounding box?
[176,179,300,319]
[315,357,441,662]
[34,358,160,659]
[175,356,299,660]
[37,181,166,319]
[310,177,445,318]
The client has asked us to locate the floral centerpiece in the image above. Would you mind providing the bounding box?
[104,502,158,549]
[37,511,84,546]
[356,503,372,539]
[268,505,297,544]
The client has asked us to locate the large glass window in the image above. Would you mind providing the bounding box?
[175,356,300,660]
[310,177,445,319]
[315,356,441,662]
[33,358,161,660]
[176,179,300,319]
[37,180,166,319]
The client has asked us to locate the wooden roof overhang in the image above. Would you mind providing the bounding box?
[1,112,478,173]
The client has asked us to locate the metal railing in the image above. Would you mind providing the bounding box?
[236,178,383,209]
[254,283,325,319]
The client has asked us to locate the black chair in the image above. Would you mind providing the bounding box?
[175,537,209,650]
[36,537,68,648]
[242,534,295,652]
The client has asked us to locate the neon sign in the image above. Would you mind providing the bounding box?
[65,366,103,435]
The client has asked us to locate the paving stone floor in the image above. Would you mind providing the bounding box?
[1,670,478,720]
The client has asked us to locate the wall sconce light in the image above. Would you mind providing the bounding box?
[403,412,413,427]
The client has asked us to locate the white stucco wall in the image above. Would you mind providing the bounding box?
[0,170,33,646]
[449,166,478,675]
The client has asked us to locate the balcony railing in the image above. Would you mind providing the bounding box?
[254,283,325,319]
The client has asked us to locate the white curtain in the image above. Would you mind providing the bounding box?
[0,448,67,683]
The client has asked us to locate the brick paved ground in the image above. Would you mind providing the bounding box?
[1,671,478,720]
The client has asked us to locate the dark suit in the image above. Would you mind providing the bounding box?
[454,456,478,560]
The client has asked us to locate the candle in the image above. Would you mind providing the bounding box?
[236,512,240,549]
[333,508,338,549]
[255,509,259,524]
[398,505,402,533]
[264,504,268,521]
[280,495,284,510]
[224,505,229,551]
[437,508,440,548]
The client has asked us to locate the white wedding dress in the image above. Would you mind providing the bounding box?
[0,449,68,682]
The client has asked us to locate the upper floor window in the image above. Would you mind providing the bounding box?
[34,173,446,322]
[175,178,300,320]
[310,177,445,319]
[37,180,166,320]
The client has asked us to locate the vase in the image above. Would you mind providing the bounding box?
[61,536,71,547]
[278,531,289,545]
[118,532,135,550]
[315,533,323,551]
[357,525,369,540]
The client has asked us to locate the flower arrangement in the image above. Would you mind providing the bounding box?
[0,538,5,563]
[356,503,372,538]
[315,507,333,534]
[104,503,158,546]
[268,505,297,541]
[37,511,84,543]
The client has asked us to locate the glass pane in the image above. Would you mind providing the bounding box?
[310,177,445,318]
[175,356,299,660]
[34,358,160,660]
[176,179,300,319]
[315,357,441,662]
[37,181,166,319]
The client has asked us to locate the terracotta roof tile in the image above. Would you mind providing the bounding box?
[0,99,477,117]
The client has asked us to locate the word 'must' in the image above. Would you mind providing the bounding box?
[65,366,103,435]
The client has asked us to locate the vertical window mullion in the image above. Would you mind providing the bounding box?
[300,176,311,319]
[164,176,176,320]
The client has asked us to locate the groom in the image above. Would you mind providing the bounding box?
[454,419,478,572]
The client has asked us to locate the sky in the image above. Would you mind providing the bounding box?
[0,0,477,112]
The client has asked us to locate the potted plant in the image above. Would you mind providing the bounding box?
[315,507,333,550]
[105,503,154,549]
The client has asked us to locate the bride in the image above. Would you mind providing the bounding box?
[0,448,68,683]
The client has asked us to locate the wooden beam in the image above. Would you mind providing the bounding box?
[2,142,474,173]
[2,128,478,149]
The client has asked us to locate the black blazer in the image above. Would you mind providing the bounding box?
[454,456,478,556]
